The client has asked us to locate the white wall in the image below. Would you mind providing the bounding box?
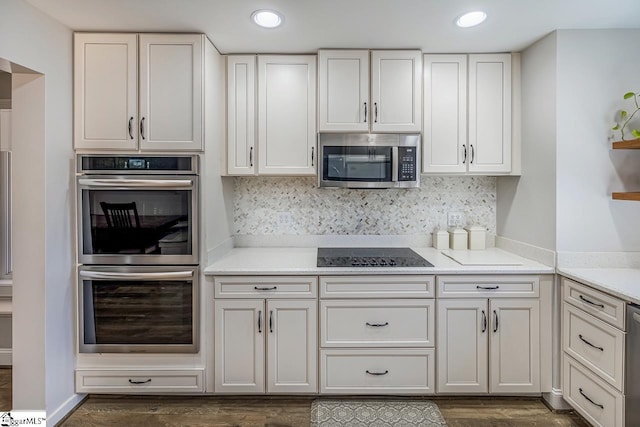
[0,0,79,422]
[556,29,640,252]
[497,32,557,251]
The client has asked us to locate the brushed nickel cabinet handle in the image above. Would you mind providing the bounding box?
[366,370,388,376]
[579,334,604,351]
[579,388,604,409]
[579,295,605,309]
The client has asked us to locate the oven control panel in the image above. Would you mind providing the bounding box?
[398,147,417,181]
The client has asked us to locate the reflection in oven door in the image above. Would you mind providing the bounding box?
[79,266,198,353]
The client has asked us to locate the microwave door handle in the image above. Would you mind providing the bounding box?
[391,146,399,182]
[77,178,193,189]
[79,271,195,281]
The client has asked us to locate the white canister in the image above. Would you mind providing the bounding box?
[465,225,487,250]
[433,229,449,250]
[449,228,468,250]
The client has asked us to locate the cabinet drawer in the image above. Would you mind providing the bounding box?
[214,276,317,299]
[320,349,435,395]
[320,275,434,298]
[563,278,625,330]
[563,356,624,427]
[320,300,435,348]
[437,275,539,298]
[75,369,204,393]
[563,303,625,392]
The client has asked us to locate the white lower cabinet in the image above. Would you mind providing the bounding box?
[436,278,540,394]
[320,348,435,394]
[318,275,435,395]
[214,297,317,394]
[75,369,205,393]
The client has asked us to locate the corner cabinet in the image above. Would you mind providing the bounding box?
[74,33,203,151]
[213,276,318,394]
[318,50,422,133]
[423,54,513,174]
[436,275,541,394]
[226,55,317,176]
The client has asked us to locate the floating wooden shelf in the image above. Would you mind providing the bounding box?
[612,192,640,201]
[612,138,640,149]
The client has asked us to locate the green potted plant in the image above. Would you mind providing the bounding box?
[612,91,640,141]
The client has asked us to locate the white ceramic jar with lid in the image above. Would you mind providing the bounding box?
[465,225,486,250]
[449,228,468,250]
[433,228,449,250]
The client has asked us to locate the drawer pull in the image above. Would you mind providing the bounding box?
[366,322,389,327]
[128,379,151,385]
[578,334,604,351]
[477,285,500,290]
[579,295,605,309]
[579,388,604,409]
[366,370,389,376]
[254,286,278,291]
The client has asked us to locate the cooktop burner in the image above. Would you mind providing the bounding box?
[317,247,434,268]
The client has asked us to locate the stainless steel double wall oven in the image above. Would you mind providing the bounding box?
[77,155,199,353]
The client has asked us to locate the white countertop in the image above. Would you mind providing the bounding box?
[558,267,640,305]
[204,247,554,276]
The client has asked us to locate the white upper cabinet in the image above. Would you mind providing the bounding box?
[74,33,138,151]
[257,55,317,175]
[318,50,369,132]
[318,50,421,133]
[227,55,256,175]
[468,54,512,173]
[423,55,467,174]
[139,34,203,151]
[371,50,422,133]
[74,33,204,151]
[422,53,513,174]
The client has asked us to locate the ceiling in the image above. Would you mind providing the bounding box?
[25,0,640,54]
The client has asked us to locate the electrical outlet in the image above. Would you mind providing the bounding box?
[447,212,462,227]
[277,211,293,227]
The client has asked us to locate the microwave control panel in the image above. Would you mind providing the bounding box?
[398,147,417,181]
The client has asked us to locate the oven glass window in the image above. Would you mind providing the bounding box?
[83,279,193,346]
[323,146,392,181]
[81,189,192,256]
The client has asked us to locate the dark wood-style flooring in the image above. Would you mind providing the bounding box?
[58,395,590,427]
[0,368,11,411]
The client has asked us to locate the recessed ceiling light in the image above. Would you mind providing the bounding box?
[456,11,487,28]
[251,9,283,29]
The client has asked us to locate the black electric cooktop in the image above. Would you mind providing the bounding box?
[317,247,434,268]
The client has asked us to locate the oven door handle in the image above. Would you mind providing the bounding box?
[79,271,195,280]
[77,178,194,189]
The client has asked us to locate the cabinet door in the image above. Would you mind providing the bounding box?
[468,54,511,173]
[422,55,467,174]
[437,299,488,393]
[318,50,369,132]
[489,298,540,393]
[139,34,203,151]
[266,299,317,393]
[371,50,422,133]
[74,33,138,150]
[214,299,265,393]
[258,55,317,175]
[227,55,256,175]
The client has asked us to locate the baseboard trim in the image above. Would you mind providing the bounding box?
[0,349,11,365]
[542,391,572,412]
[50,393,86,427]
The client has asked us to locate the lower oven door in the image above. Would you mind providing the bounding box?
[78,266,198,353]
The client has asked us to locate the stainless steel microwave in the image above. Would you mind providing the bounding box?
[318,133,420,189]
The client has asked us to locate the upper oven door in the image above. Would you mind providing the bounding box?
[77,175,198,265]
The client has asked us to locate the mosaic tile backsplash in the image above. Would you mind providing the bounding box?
[233,176,496,237]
